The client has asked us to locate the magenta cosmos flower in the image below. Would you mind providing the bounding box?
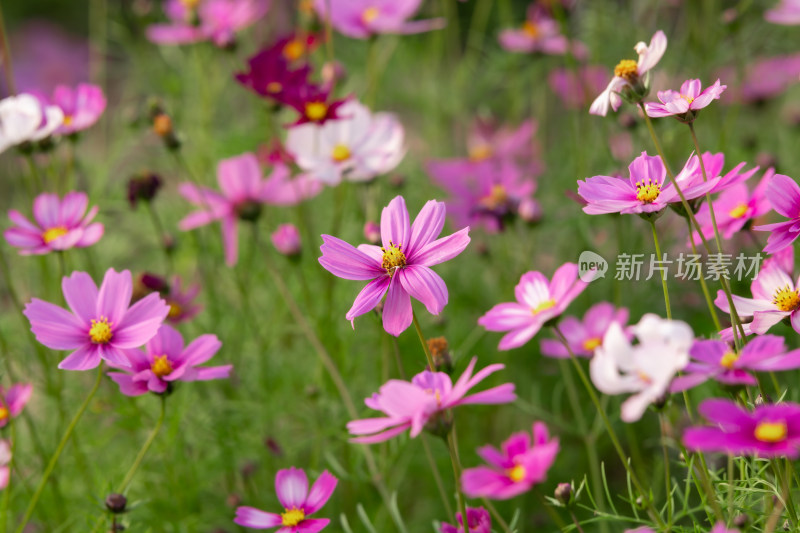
[673,151,759,197]
[271,224,301,256]
[347,357,516,443]
[440,507,491,533]
[645,79,726,121]
[136,273,202,324]
[234,467,337,531]
[234,35,314,105]
[684,398,800,458]
[478,263,587,350]
[548,66,609,110]
[766,0,800,24]
[107,324,230,396]
[179,153,321,266]
[462,422,559,500]
[24,269,169,370]
[540,302,629,359]
[51,83,106,135]
[465,118,542,171]
[147,0,269,48]
[671,335,800,392]
[0,383,32,428]
[319,196,470,336]
[498,4,570,55]
[753,173,800,253]
[4,191,103,255]
[313,0,445,40]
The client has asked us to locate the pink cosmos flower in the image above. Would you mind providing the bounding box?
[147,0,269,48]
[271,224,301,256]
[753,174,800,253]
[671,151,759,201]
[590,315,692,422]
[0,383,32,428]
[50,83,106,135]
[461,422,559,500]
[548,66,610,109]
[318,196,470,336]
[235,467,337,531]
[4,191,103,255]
[539,302,629,359]
[645,79,726,121]
[766,0,800,24]
[107,324,230,396]
[577,152,717,216]
[498,4,571,55]
[716,53,800,103]
[23,92,64,142]
[684,398,800,458]
[440,507,491,533]
[478,263,587,350]
[465,119,542,172]
[313,0,445,40]
[347,357,516,443]
[23,269,170,370]
[178,153,321,266]
[0,440,9,491]
[671,335,800,392]
[590,30,667,116]
[136,273,202,324]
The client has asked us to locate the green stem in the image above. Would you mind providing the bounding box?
[145,201,173,274]
[445,425,469,532]
[480,498,511,533]
[15,363,105,533]
[686,218,722,331]
[649,221,671,319]
[412,311,435,370]
[117,395,166,494]
[421,434,453,518]
[659,413,673,528]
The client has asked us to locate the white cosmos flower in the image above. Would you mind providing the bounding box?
[0,94,64,154]
[286,99,405,185]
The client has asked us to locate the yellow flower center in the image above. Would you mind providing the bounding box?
[0,407,8,421]
[331,144,351,162]
[522,21,539,38]
[89,317,113,344]
[63,115,73,126]
[507,464,527,482]
[266,81,283,94]
[614,59,639,82]
[362,6,379,23]
[754,421,788,443]
[282,39,305,61]
[773,285,800,312]
[637,370,652,384]
[720,351,739,370]
[304,102,328,122]
[479,184,509,211]
[729,204,748,218]
[42,226,68,244]
[532,299,556,314]
[381,242,406,275]
[281,508,305,527]
[180,0,201,8]
[635,179,661,203]
[582,337,602,352]
[469,144,492,161]
[680,94,695,104]
[151,354,173,378]
[168,303,183,319]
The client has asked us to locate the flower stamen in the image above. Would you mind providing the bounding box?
[89,317,113,344]
[304,102,328,122]
[151,355,174,378]
[381,241,407,276]
[635,179,661,203]
[754,420,787,443]
[613,59,639,82]
[729,204,748,218]
[331,144,351,162]
[281,508,305,526]
[507,464,526,482]
[720,351,739,370]
[43,226,68,244]
[773,285,800,312]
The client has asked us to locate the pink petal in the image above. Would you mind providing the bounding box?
[58,344,102,371]
[181,333,222,366]
[24,298,87,350]
[275,467,309,510]
[96,269,133,325]
[296,518,331,533]
[406,200,445,255]
[303,471,337,515]
[397,265,447,315]
[319,235,384,281]
[113,293,169,349]
[62,271,99,323]
[345,276,390,325]
[108,373,149,396]
[222,215,239,267]
[380,196,410,250]
[382,278,413,336]
[411,227,470,267]
[234,507,283,529]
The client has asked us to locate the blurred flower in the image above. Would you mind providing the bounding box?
[671,335,800,392]
[467,119,540,166]
[765,0,800,24]
[287,100,405,184]
[608,131,633,162]
[540,302,629,358]
[440,507,491,533]
[716,53,800,103]
[137,274,202,324]
[0,94,43,152]
[478,263,587,350]
[0,384,33,428]
[753,173,800,253]
[22,92,64,142]
[282,84,349,126]
[4,191,103,255]
[363,221,380,243]
[347,357,515,443]
[498,4,572,55]
[645,79,726,122]
[0,440,9,491]
[673,151,759,197]
[234,467,337,531]
[684,398,800,458]
[271,223,301,256]
[590,314,692,422]
[24,269,169,370]
[313,0,445,39]
[178,153,321,266]
[590,30,667,116]
[127,172,164,208]
[462,422,559,500]
[234,35,314,104]
[108,324,230,395]
[548,66,609,109]
[319,196,470,336]
[147,0,269,48]
[51,83,106,135]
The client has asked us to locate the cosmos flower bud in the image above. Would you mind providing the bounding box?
[427,336,452,373]
[271,224,301,256]
[554,482,574,506]
[105,493,127,514]
[518,197,541,223]
[363,221,380,244]
[127,172,163,208]
[152,113,181,150]
[321,61,347,87]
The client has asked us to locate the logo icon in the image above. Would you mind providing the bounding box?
[578,251,608,282]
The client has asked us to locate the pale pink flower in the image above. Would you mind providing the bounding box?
[645,79,727,121]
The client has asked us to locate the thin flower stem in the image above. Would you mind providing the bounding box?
[686,218,722,330]
[659,413,673,528]
[421,434,453,518]
[445,425,469,533]
[116,395,166,494]
[25,155,43,194]
[678,442,724,522]
[412,311,436,370]
[569,510,586,533]
[727,454,734,524]
[145,201,173,274]
[649,221,671,319]
[15,363,105,533]
[773,459,798,525]
[480,497,511,533]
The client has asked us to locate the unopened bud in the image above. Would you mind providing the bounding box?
[105,493,127,514]
[518,198,541,223]
[271,224,301,256]
[127,172,163,208]
[363,221,380,244]
[427,337,452,373]
[152,113,173,137]
[554,483,573,506]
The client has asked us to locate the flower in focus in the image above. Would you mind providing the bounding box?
[234,35,315,104]
[589,30,667,116]
[590,314,692,422]
[24,269,170,370]
[440,507,492,533]
[0,383,33,428]
[671,335,800,392]
[548,66,609,109]
[684,398,800,458]
[753,173,800,253]
[479,263,587,350]
[51,83,106,135]
[348,357,515,443]
[4,191,103,255]
[146,0,269,48]
[498,4,571,55]
[644,79,726,122]
[178,153,321,266]
[461,422,559,500]
[271,224,301,256]
[0,440,10,491]
[286,100,405,184]
[234,467,337,531]
[313,0,445,40]
[319,196,470,336]
[766,0,800,24]
[540,302,629,358]
[108,324,230,396]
